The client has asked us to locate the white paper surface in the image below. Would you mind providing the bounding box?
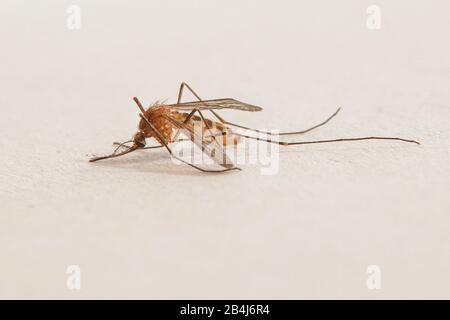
[0,0,449,298]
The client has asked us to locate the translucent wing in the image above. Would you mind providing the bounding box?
[162,114,238,170]
[165,98,263,112]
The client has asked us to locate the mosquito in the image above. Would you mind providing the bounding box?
[89,82,420,172]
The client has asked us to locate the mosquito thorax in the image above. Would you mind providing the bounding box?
[133,131,146,148]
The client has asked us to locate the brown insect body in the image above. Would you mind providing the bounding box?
[138,103,238,146]
[138,104,184,144]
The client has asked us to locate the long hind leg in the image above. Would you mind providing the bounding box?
[231,132,420,146]
[217,108,341,136]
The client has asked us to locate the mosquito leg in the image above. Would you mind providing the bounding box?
[231,132,421,146]
[177,82,203,104]
[211,107,341,137]
[134,97,239,173]
[113,143,165,151]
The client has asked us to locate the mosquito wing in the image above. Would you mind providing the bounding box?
[165,98,263,112]
[162,114,238,170]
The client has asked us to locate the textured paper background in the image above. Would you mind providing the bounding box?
[0,0,449,298]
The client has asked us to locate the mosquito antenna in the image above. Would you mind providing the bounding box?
[112,140,133,154]
[89,145,139,162]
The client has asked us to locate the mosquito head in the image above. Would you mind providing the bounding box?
[133,131,146,148]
